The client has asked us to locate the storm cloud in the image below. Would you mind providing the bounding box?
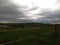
[0,0,28,23]
[36,8,60,23]
[0,0,60,23]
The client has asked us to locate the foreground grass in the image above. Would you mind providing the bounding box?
[0,26,60,45]
[0,30,37,44]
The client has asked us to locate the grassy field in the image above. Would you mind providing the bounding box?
[0,23,60,45]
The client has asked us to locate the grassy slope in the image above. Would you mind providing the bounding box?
[0,24,60,45]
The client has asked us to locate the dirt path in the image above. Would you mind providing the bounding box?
[0,28,40,32]
[0,29,25,32]
[0,35,35,45]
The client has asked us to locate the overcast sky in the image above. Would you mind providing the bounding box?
[0,0,60,23]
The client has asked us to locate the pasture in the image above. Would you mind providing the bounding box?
[0,23,60,45]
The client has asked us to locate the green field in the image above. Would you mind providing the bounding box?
[0,23,60,45]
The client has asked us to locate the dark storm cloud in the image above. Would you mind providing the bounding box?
[0,0,60,23]
[36,8,60,23]
[42,9,60,19]
[0,0,28,22]
[0,0,39,23]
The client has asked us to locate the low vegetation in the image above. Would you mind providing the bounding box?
[0,23,60,45]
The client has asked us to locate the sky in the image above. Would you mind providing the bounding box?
[0,0,60,23]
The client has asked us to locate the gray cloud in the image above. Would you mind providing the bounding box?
[0,0,39,23]
[36,8,60,23]
[0,0,27,23]
[0,0,60,23]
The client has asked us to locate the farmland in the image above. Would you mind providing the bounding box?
[0,23,60,45]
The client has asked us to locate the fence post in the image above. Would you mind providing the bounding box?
[35,28,41,45]
[54,24,58,41]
